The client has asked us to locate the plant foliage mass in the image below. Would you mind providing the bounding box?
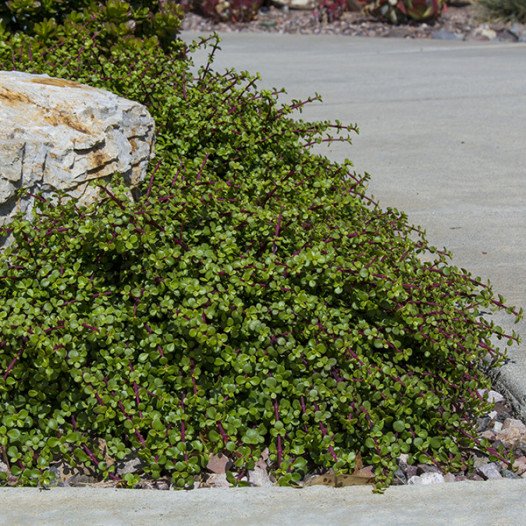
[478,0,526,23]
[0,8,522,491]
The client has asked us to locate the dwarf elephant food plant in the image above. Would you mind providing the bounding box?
[478,0,526,23]
[318,0,349,22]
[0,10,522,491]
[0,0,183,49]
[196,0,264,23]
[365,0,446,23]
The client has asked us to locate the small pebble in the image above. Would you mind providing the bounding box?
[478,389,505,404]
[417,464,442,475]
[512,456,526,475]
[392,468,406,485]
[207,453,231,474]
[501,469,520,480]
[205,473,230,488]
[248,466,274,487]
[477,463,502,480]
[408,472,445,485]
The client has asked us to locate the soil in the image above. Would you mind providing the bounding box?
[181,3,525,42]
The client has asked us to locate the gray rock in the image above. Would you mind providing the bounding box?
[431,29,464,41]
[0,71,155,238]
[501,469,520,480]
[392,468,406,485]
[477,463,502,480]
[0,460,8,473]
[509,23,526,39]
[116,454,144,476]
[63,474,99,487]
[473,456,489,469]
[477,416,491,432]
[493,421,503,432]
[405,465,419,479]
[443,473,456,483]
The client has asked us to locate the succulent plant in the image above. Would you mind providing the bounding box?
[0,0,183,49]
[365,0,446,23]
[0,2,521,492]
[317,0,349,22]
[196,0,264,23]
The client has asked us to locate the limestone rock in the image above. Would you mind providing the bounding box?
[473,25,497,41]
[496,418,526,448]
[408,472,445,485]
[248,466,275,487]
[477,389,505,404]
[204,473,230,488]
[272,0,317,10]
[0,71,155,233]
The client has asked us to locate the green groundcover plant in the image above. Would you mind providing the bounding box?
[0,0,183,49]
[478,0,526,23]
[0,8,522,491]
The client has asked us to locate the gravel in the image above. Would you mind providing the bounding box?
[181,3,526,43]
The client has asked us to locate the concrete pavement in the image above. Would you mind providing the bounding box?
[188,33,526,418]
[1,480,526,525]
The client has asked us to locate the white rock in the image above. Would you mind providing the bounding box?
[493,421,503,432]
[248,466,274,487]
[487,390,505,403]
[477,389,505,404]
[205,473,230,488]
[271,0,317,9]
[0,71,155,234]
[475,26,497,41]
[408,473,445,485]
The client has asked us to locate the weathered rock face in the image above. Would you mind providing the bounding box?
[0,70,155,232]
